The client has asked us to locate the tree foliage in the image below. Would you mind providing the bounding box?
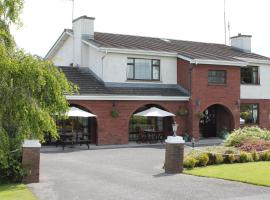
[0,0,24,49]
[0,0,77,183]
[0,45,77,142]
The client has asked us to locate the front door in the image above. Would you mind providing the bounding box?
[199,106,217,137]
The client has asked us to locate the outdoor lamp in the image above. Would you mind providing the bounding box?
[172,122,178,137]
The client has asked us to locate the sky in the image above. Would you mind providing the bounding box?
[11,0,270,58]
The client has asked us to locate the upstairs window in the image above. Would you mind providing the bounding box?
[208,70,226,84]
[241,66,259,84]
[240,104,259,124]
[127,58,160,81]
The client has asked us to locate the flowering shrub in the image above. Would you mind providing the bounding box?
[238,139,270,152]
[224,126,270,147]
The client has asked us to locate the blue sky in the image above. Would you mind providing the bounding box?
[11,0,270,58]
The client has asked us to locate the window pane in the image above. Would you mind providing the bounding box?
[153,66,160,80]
[153,59,160,66]
[127,65,134,79]
[208,70,226,84]
[127,58,134,64]
[134,59,152,80]
[240,104,258,124]
[241,66,259,84]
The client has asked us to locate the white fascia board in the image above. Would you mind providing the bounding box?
[177,54,247,66]
[45,30,73,60]
[65,95,190,101]
[82,40,178,57]
[192,59,247,66]
[234,57,270,65]
[99,48,178,57]
[177,55,194,62]
[82,40,100,50]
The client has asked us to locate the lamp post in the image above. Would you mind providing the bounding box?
[172,122,178,137]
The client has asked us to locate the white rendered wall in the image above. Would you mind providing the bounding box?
[231,36,251,53]
[51,37,178,84]
[102,53,177,84]
[86,45,103,78]
[241,64,270,99]
[51,36,73,66]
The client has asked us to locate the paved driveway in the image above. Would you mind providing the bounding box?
[29,146,270,200]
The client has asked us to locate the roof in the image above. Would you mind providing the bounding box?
[59,66,189,97]
[84,31,270,62]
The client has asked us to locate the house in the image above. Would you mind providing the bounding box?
[45,15,270,145]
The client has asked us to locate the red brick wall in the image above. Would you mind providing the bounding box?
[240,99,270,129]
[177,59,190,91]
[188,63,241,139]
[69,100,189,145]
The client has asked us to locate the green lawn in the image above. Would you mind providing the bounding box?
[0,184,37,200]
[184,162,270,187]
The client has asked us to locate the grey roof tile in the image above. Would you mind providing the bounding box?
[84,31,270,61]
[59,66,188,97]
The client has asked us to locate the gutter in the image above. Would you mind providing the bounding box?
[66,95,190,101]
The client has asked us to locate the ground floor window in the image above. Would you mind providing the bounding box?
[240,104,259,124]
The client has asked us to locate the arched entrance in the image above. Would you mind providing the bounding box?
[199,104,234,138]
[56,104,98,144]
[128,104,174,143]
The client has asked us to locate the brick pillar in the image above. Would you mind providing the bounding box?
[164,136,185,173]
[22,140,41,183]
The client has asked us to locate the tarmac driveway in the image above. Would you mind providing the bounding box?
[29,146,270,200]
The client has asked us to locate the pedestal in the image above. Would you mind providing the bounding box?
[164,136,185,173]
[22,140,41,183]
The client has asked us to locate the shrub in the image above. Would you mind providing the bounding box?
[259,151,270,161]
[0,131,26,183]
[251,151,260,161]
[183,156,197,169]
[214,154,224,164]
[197,153,209,167]
[207,153,216,165]
[238,139,270,152]
[224,126,270,147]
[225,154,236,163]
[239,152,253,163]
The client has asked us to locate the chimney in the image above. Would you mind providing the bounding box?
[230,33,252,53]
[72,16,95,67]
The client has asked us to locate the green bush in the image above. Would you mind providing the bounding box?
[259,151,270,161]
[0,131,26,183]
[239,152,253,163]
[224,126,270,147]
[251,151,260,161]
[214,154,224,164]
[197,153,209,167]
[207,153,215,165]
[183,156,197,169]
[225,154,236,163]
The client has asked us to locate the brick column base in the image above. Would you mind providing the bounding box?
[22,140,41,183]
[164,136,185,173]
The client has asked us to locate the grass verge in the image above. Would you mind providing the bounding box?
[184,161,270,187]
[0,184,37,200]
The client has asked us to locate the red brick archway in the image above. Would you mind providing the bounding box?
[199,104,235,138]
[69,100,188,145]
[128,104,174,142]
[69,103,98,144]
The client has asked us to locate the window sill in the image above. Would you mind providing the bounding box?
[208,83,227,86]
[241,84,261,86]
[126,79,162,83]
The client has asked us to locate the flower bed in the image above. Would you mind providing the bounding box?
[184,126,270,169]
[184,147,270,169]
